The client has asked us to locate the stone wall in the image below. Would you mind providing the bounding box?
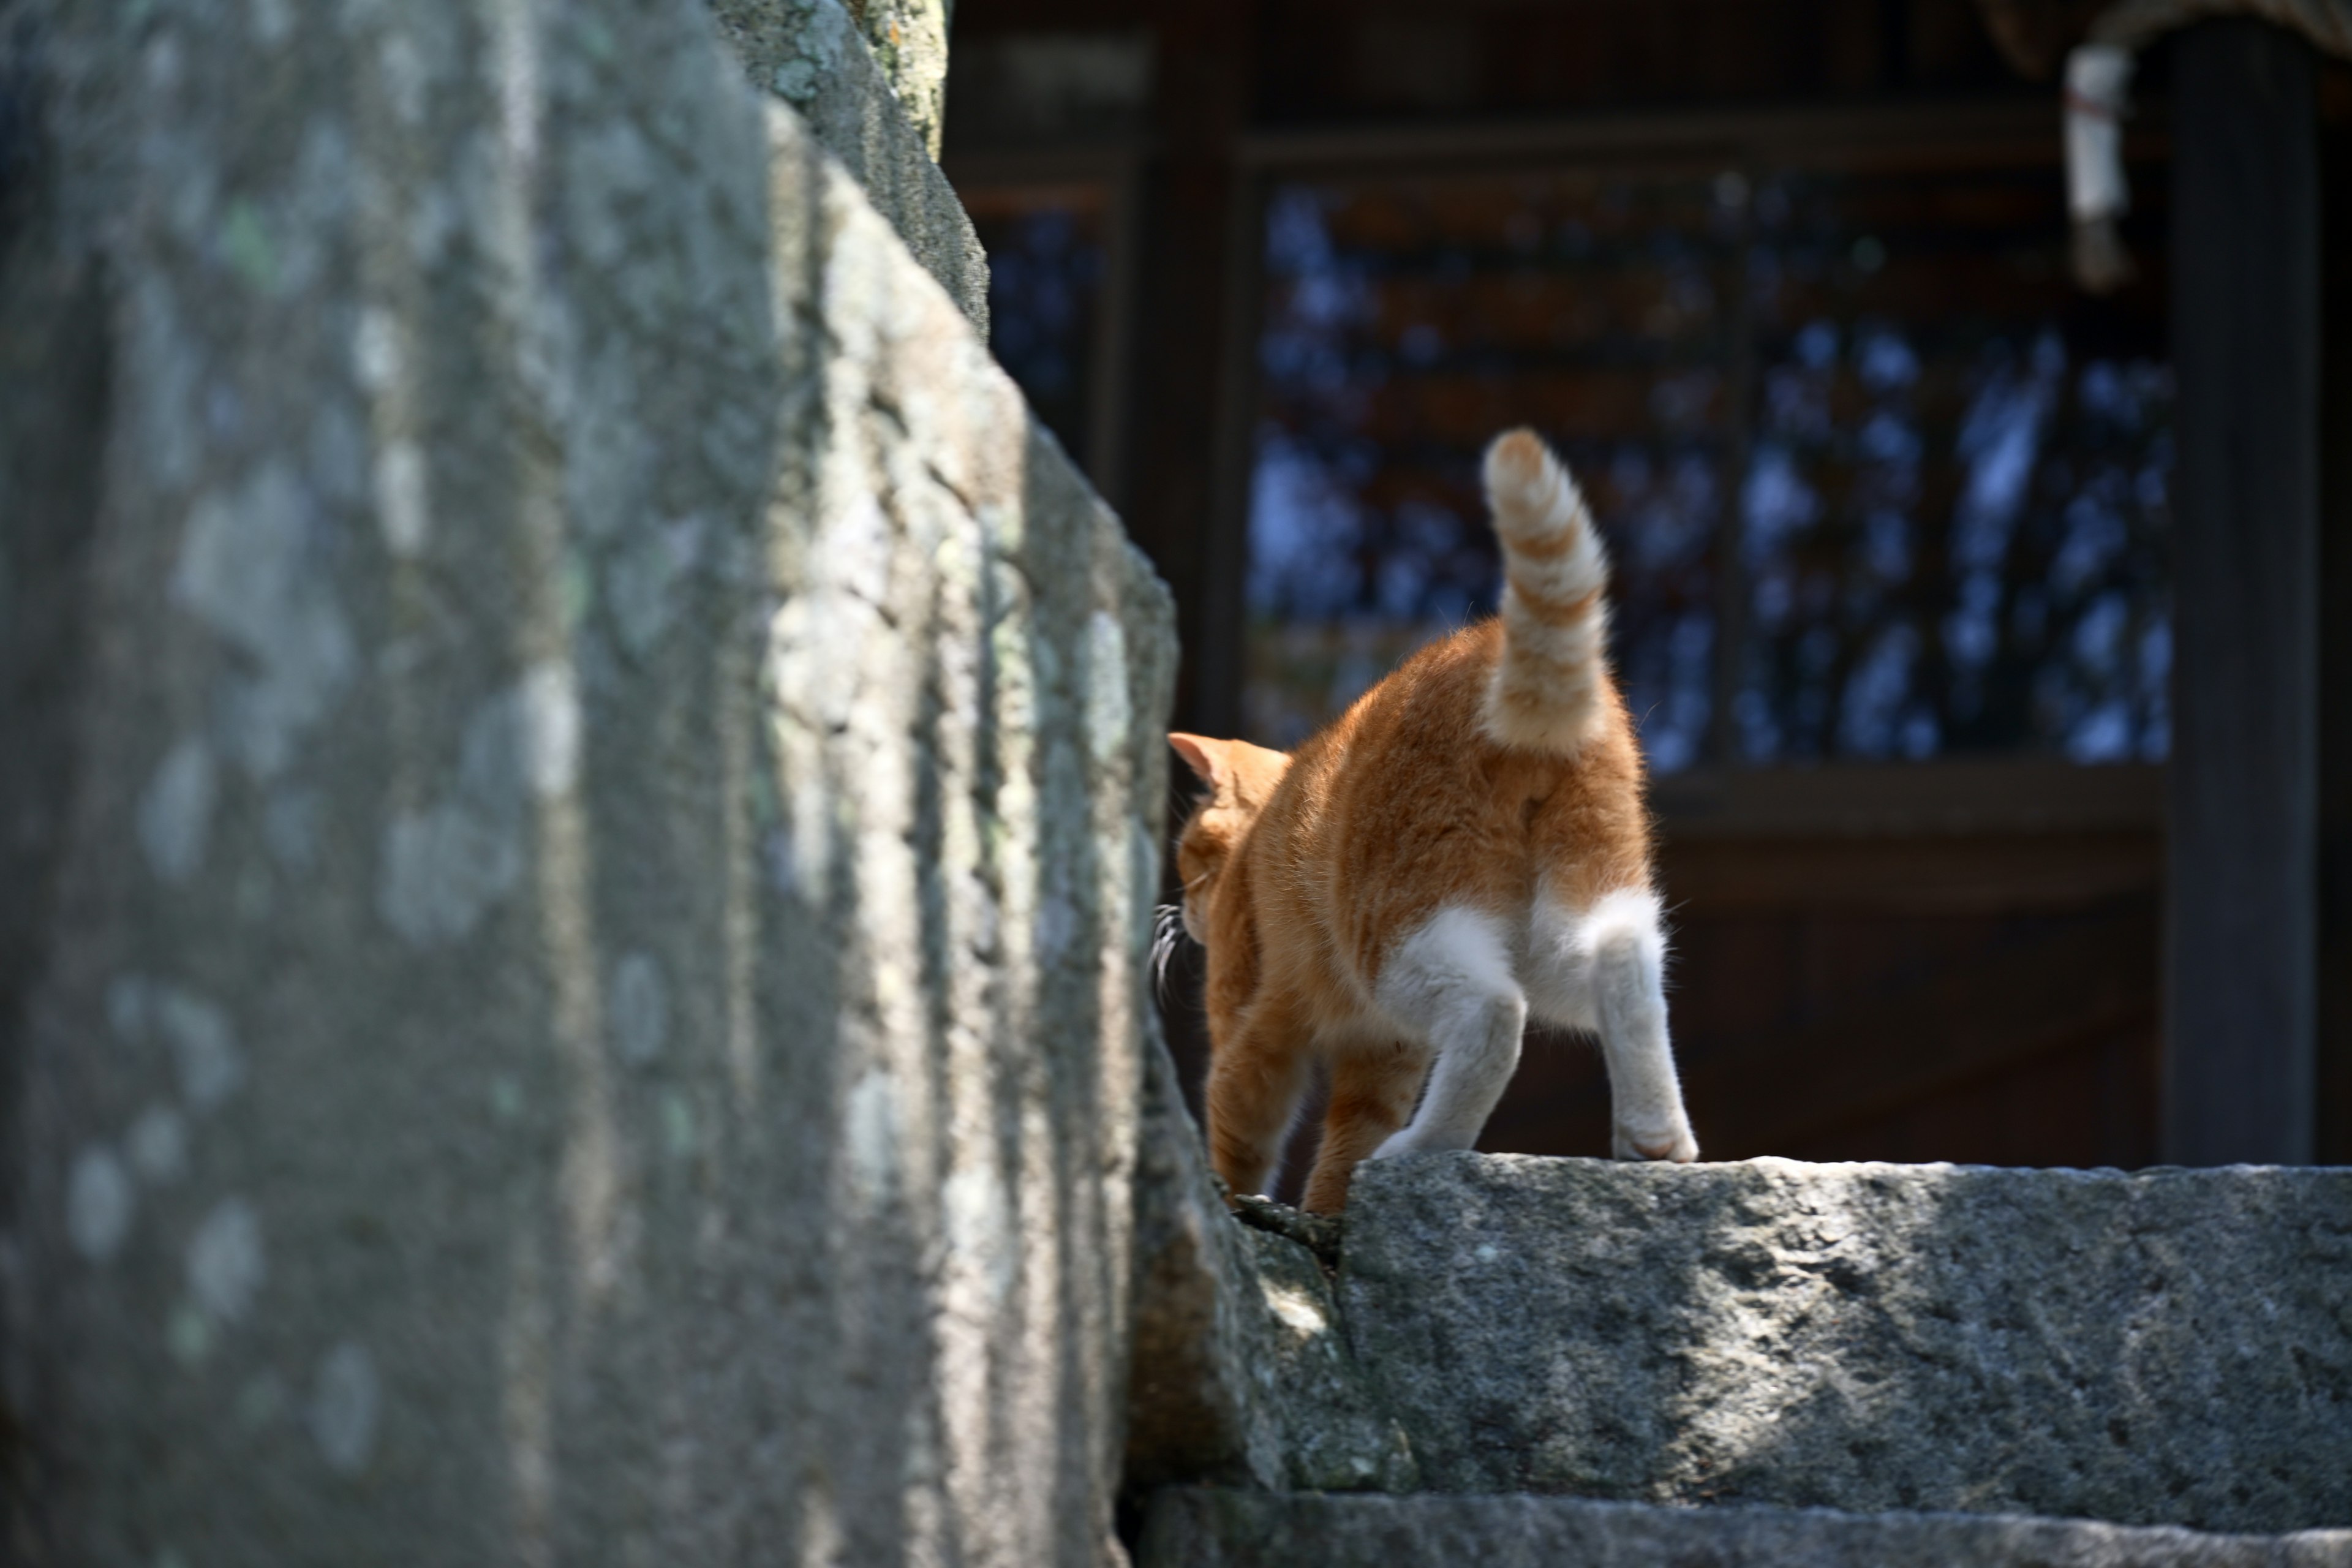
[706,0,986,330]
[1128,1153,2352,1556]
[1124,1032,1416,1499]
[1140,1490,2352,1567]
[835,0,954,158]
[1340,1155,2352,1534]
[0,1,1169,1564]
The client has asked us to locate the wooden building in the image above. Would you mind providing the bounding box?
[939,0,2352,1191]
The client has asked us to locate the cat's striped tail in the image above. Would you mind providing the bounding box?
[1479,428,1613,756]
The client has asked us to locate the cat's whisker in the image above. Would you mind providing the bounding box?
[1150,901,1194,1001]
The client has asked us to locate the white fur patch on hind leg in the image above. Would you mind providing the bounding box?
[1369,907,1527,1159]
[1577,888,1697,1163]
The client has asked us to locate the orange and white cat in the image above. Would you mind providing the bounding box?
[1170,428,1698,1214]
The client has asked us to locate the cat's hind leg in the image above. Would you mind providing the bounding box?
[1569,888,1698,1162]
[1206,995,1315,1200]
[1368,907,1526,1160]
[1301,1038,1431,1213]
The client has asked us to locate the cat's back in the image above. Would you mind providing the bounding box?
[1274,621,1503,821]
[1250,624,1630,968]
[1322,617,1629,791]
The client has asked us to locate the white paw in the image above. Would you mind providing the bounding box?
[1613,1120,1698,1163]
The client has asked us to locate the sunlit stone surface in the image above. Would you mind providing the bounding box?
[0,2,1168,1562]
[1340,1155,2352,1534]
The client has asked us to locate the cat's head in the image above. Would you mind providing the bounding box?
[1167,733,1292,941]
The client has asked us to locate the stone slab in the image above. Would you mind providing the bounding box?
[829,0,952,159]
[1124,1027,1416,1496]
[708,0,987,330]
[1,2,1161,1562]
[1136,1488,2352,1568]
[1342,1155,2352,1534]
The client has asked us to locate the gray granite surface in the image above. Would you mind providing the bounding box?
[1139,1488,2352,1568]
[0,2,1164,1561]
[1342,1154,2352,1532]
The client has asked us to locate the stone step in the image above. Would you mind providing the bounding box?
[1134,1488,2352,1567]
[1336,1155,2352,1535]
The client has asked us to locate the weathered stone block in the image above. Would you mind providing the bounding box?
[1341,1155,2352,1534]
[0,2,1166,1563]
[1136,1488,2352,1568]
[707,0,987,330]
[1125,1031,1415,1498]
[835,0,953,158]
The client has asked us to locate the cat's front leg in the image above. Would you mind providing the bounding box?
[1205,998,1316,1200]
[1301,1039,1431,1212]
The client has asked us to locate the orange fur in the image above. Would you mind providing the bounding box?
[1172,429,1697,1213]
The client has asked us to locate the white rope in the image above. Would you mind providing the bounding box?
[2062,0,2351,290]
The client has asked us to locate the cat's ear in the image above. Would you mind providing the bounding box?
[1169,733,1231,793]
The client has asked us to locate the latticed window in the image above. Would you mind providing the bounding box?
[1243,146,2172,771]
[963,181,1120,480]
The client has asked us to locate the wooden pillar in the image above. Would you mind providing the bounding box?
[2163,20,2321,1163]
[1123,0,1254,739]
[2320,92,2352,1164]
